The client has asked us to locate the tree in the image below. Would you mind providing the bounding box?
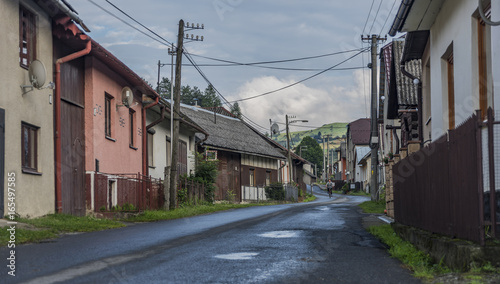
[230,102,242,118]
[296,136,324,176]
[201,84,221,107]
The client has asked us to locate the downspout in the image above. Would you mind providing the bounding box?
[400,64,424,147]
[143,97,159,176]
[55,36,91,213]
[146,104,165,130]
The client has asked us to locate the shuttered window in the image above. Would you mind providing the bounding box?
[19,6,36,69]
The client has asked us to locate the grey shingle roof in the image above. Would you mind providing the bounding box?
[180,105,285,159]
[393,39,421,106]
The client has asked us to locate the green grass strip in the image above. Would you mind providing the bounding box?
[368,224,450,279]
[358,199,386,214]
[17,214,125,232]
[126,203,275,222]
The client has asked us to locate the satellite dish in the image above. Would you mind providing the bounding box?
[21,60,48,94]
[121,87,133,108]
[271,123,280,135]
[29,60,47,89]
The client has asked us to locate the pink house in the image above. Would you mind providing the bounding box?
[53,17,160,215]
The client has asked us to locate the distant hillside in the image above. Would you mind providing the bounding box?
[271,122,348,154]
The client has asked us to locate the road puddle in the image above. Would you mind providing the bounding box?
[258,230,300,238]
[214,252,259,260]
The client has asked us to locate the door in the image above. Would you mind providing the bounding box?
[60,58,86,216]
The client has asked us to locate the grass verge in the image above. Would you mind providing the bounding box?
[368,224,451,279]
[358,199,386,214]
[126,202,277,222]
[0,214,125,246]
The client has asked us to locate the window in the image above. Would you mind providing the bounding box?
[129,109,135,147]
[166,136,171,166]
[105,93,112,137]
[265,171,271,186]
[21,122,38,172]
[447,52,455,130]
[249,169,255,186]
[147,132,154,167]
[19,6,36,69]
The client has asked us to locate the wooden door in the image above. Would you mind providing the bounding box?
[60,58,86,216]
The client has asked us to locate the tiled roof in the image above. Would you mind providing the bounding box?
[180,105,285,159]
[392,39,421,106]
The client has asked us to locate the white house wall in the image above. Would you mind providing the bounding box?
[429,0,495,137]
[241,154,278,170]
[146,110,196,180]
[1,0,55,217]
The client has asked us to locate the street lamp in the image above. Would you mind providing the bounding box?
[286,115,308,184]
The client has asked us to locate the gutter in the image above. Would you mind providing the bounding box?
[51,0,90,32]
[55,35,91,213]
[400,64,424,147]
[388,0,414,36]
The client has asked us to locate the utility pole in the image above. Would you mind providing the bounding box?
[322,136,325,181]
[169,20,185,210]
[286,114,292,184]
[169,20,204,210]
[362,34,386,201]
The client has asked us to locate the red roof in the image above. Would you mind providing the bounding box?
[348,118,370,145]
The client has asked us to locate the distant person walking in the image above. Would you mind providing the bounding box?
[326,179,334,198]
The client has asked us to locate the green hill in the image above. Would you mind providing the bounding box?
[271,122,348,153]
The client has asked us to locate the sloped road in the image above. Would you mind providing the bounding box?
[2,187,420,283]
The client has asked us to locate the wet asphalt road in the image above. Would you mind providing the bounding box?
[2,186,420,283]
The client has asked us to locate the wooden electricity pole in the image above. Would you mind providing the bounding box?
[362,34,385,201]
[169,19,185,210]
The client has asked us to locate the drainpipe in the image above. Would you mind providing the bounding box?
[400,64,424,147]
[55,36,91,213]
[142,97,159,176]
[146,104,165,131]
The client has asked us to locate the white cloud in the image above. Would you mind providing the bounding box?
[235,71,370,132]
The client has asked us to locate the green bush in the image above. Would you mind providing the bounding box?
[265,183,285,200]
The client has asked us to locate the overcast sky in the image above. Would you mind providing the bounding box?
[66,0,400,133]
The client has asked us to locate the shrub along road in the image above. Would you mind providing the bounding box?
[1,187,419,283]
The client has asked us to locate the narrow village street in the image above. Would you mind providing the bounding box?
[2,187,419,284]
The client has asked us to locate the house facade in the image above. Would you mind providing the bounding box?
[345,118,370,187]
[146,100,207,182]
[0,0,90,218]
[385,0,500,243]
[181,105,285,202]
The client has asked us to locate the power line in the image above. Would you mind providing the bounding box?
[158,63,367,72]
[86,0,172,48]
[379,0,398,36]
[104,0,174,46]
[362,0,375,35]
[182,48,269,132]
[229,48,369,103]
[188,48,366,66]
[368,0,383,35]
